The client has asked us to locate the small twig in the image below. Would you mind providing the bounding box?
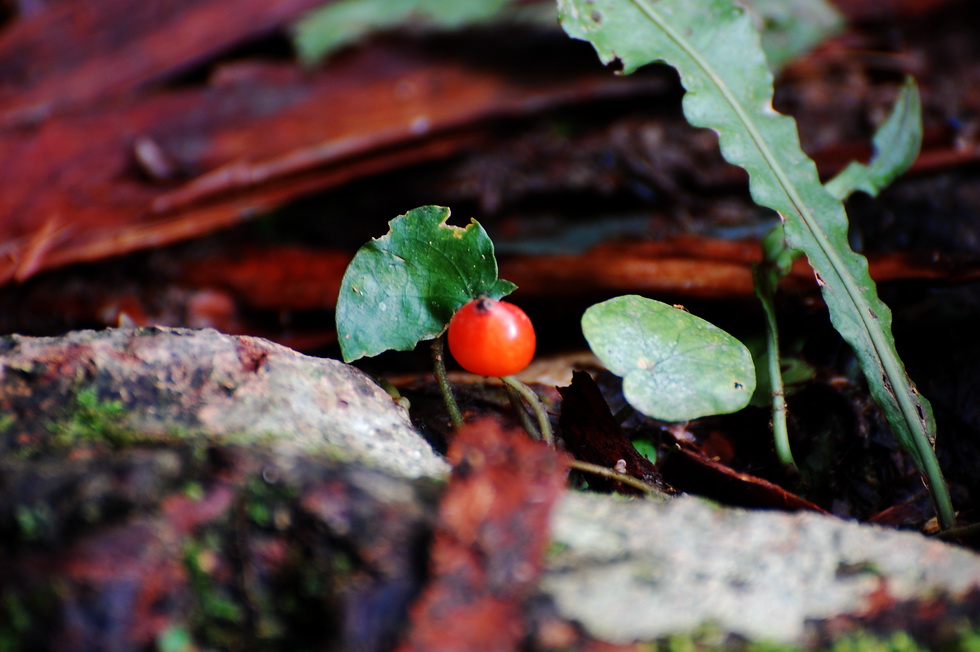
[504,383,541,441]
[431,336,464,429]
[501,375,553,445]
[568,459,665,498]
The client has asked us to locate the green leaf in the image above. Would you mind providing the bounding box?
[632,438,658,464]
[758,77,923,278]
[825,77,923,200]
[750,78,921,470]
[559,0,953,528]
[738,0,843,72]
[294,0,515,65]
[582,295,756,422]
[336,205,515,362]
[755,79,922,467]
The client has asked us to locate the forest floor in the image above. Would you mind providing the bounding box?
[2,0,980,649]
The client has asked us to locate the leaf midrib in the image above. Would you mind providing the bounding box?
[628,0,921,438]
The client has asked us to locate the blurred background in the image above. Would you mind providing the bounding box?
[1,0,977,358]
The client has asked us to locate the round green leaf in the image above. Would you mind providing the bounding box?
[582,295,755,422]
[336,205,516,362]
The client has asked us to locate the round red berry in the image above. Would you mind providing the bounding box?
[447,298,536,377]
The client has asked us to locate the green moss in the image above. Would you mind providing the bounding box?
[182,481,205,501]
[246,500,272,527]
[664,632,698,652]
[48,387,135,449]
[0,583,60,652]
[0,593,31,652]
[546,540,570,559]
[955,626,980,652]
[243,475,298,529]
[13,503,56,542]
[40,389,233,455]
[330,549,354,575]
[645,624,980,652]
[27,386,380,465]
[179,472,338,650]
[0,412,13,435]
[155,626,195,652]
[830,630,927,652]
[178,475,311,648]
[1,412,29,459]
[182,537,245,647]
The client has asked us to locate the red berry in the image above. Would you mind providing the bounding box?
[447,298,536,377]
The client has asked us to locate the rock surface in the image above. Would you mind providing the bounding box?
[3,327,979,649]
[0,327,448,478]
[543,492,980,645]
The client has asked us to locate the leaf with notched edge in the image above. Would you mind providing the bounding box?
[336,205,516,362]
[558,0,951,527]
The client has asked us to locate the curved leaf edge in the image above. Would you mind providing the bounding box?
[336,205,515,362]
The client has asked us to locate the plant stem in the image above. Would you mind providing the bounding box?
[504,382,542,441]
[431,336,464,429]
[572,0,952,529]
[501,375,553,445]
[568,459,665,498]
[923,444,956,532]
[754,265,797,471]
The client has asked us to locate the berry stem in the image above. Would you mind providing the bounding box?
[431,336,464,429]
[501,375,553,445]
[504,382,542,441]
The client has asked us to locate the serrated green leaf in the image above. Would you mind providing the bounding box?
[753,78,919,470]
[336,205,516,362]
[759,77,922,276]
[294,0,514,65]
[582,295,755,422]
[738,0,843,72]
[559,0,952,527]
[825,77,923,200]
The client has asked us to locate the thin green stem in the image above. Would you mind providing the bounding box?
[629,0,953,530]
[431,336,464,429]
[754,265,796,471]
[568,459,665,498]
[501,375,553,445]
[504,382,541,441]
[924,449,956,531]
